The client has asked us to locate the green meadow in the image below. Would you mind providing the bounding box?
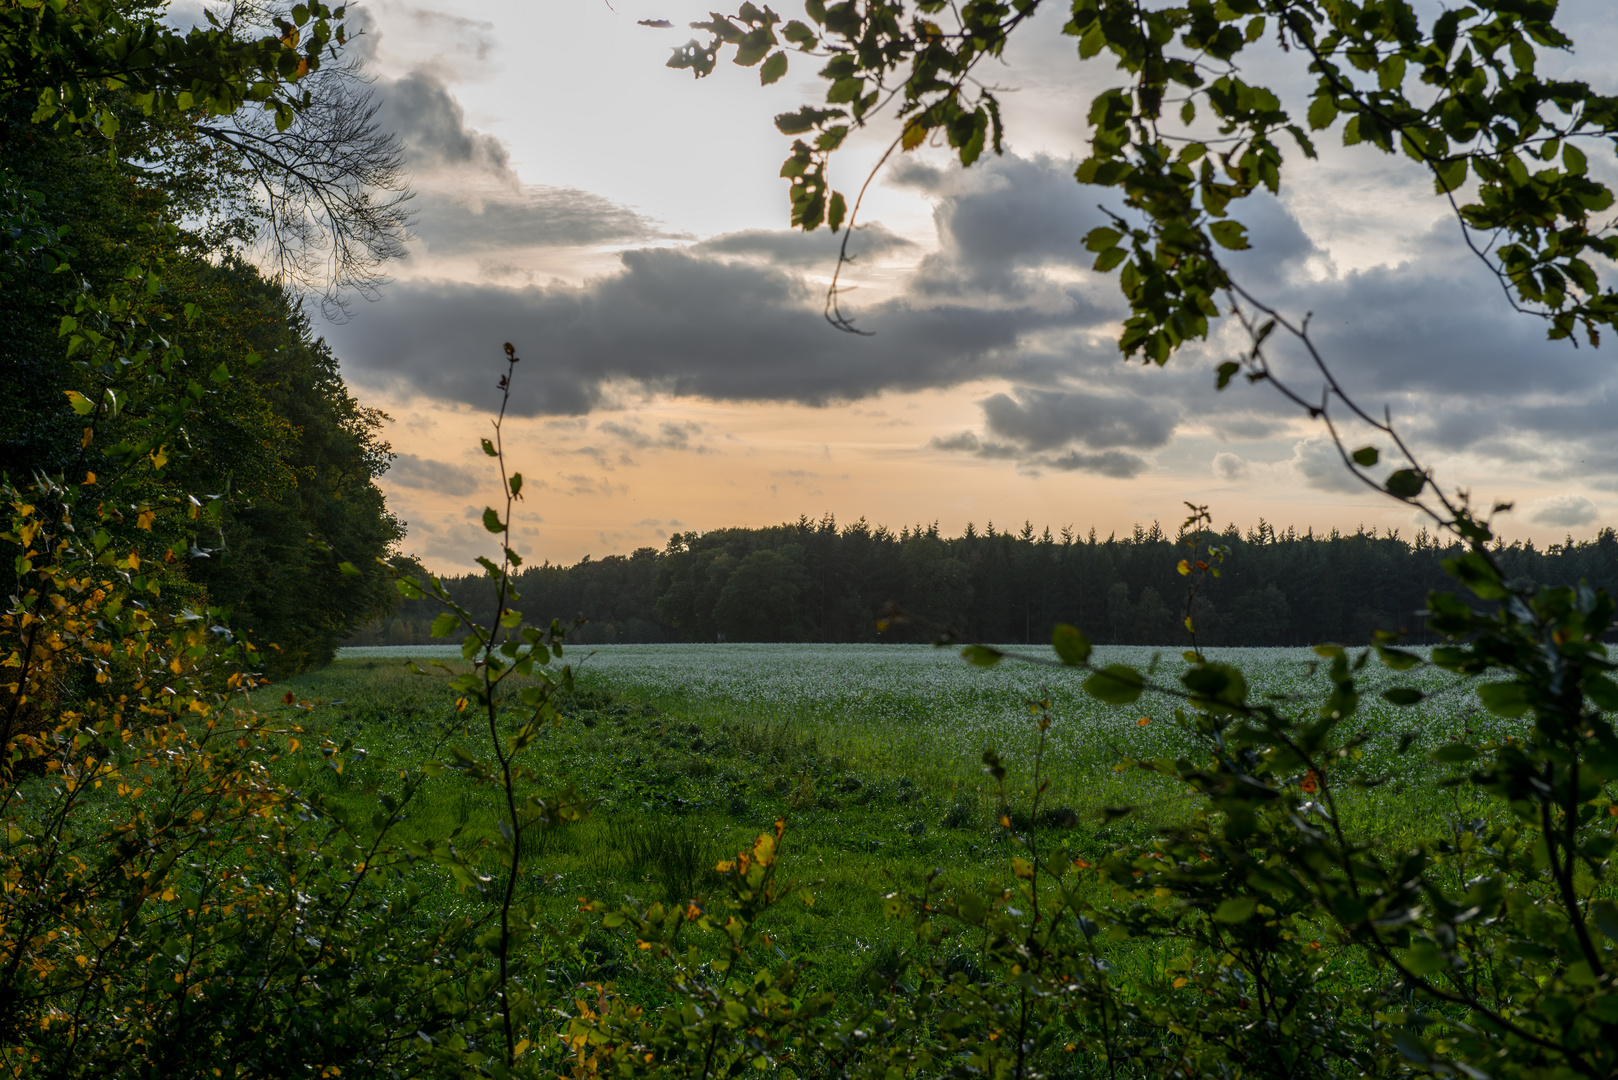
[262,643,1500,1000]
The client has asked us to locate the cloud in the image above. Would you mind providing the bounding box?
[1044,449,1151,478]
[898,153,1114,303]
[385,452,483,495]
[931,431,983,453]
[1285,437,1366,495]
[1231,217,1618,481]
[412,185,666,255]
[695,223,914,268]
[330,245,1095,414]
[368,66,668,256]
[979,388,1176,452]
[1212,452,1249,481]
[597,418,711,452]
[335,124,1618,504]
[1525,494,1600,528]
[928,429,1149,477]
[375,69,514,181]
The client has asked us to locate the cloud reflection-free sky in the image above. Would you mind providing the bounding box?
[301,0,1618,571]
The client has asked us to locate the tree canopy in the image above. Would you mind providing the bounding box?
[1,0,403,673]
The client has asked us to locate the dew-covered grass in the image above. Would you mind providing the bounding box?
[266,642,1496,995]
[337,641,1494,812]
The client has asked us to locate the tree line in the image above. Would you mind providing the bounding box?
[351,516,1618,648]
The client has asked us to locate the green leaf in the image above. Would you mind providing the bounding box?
[1182,663,1247,707]
[1208,220,1249,250]
[827,190,846,232]
[1592,899,1618,943]
[430,612,460,638]
[1382,687,1424,706]
[1214,896,1258,922]
[961,645,1002,667]
[1477,681,1530,718]
[759,50,787,85]
[1351,446,1378,467]
[482,508,506,533]
[1083,227,1121,252]
[1215,361,1240,390]
[1376,645,1421,671]
[1404,939,1444,976]
[1307,96,1338,131]
[1084,665,1144,705]
[1432,155,1467,194]
[64,390,94,416]
[337,561,361,577]
[1585,674,1618,711]
[481,438,498,457]
[1093,247,1127,272]
[1384,469,1425,499]
[1052,624,1092,666]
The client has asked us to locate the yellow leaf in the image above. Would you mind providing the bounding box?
[1012,857,1034,879]
[137,510,155,531]
[1173,976,1188,988]
[1177,559,1191,575]
[901,120,927,151]
[81,427,93,448]
[81,472,95,485]
[149,446,168,470]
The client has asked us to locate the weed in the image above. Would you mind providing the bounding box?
[940,791,977,829]
[606,819,716,904]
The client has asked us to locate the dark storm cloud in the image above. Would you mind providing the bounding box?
[335,127,1618,495]
[978,388,1177,452]
[1043,449,1150,478]
[897,153,1115,301]
[1237,218,1618,488]
[375,69,514,179]
[330,245,1103,414]
[1269,242,1598,407]
[386,453,482,495]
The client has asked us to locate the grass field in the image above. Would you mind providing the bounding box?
[261,642,1499,998]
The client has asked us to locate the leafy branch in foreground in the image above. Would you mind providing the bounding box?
[388,342,591,1071]
[667,0,1618,345]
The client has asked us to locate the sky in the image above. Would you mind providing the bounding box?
[243,0,1618,571]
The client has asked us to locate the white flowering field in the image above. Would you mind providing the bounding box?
[338,642,1488,811]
